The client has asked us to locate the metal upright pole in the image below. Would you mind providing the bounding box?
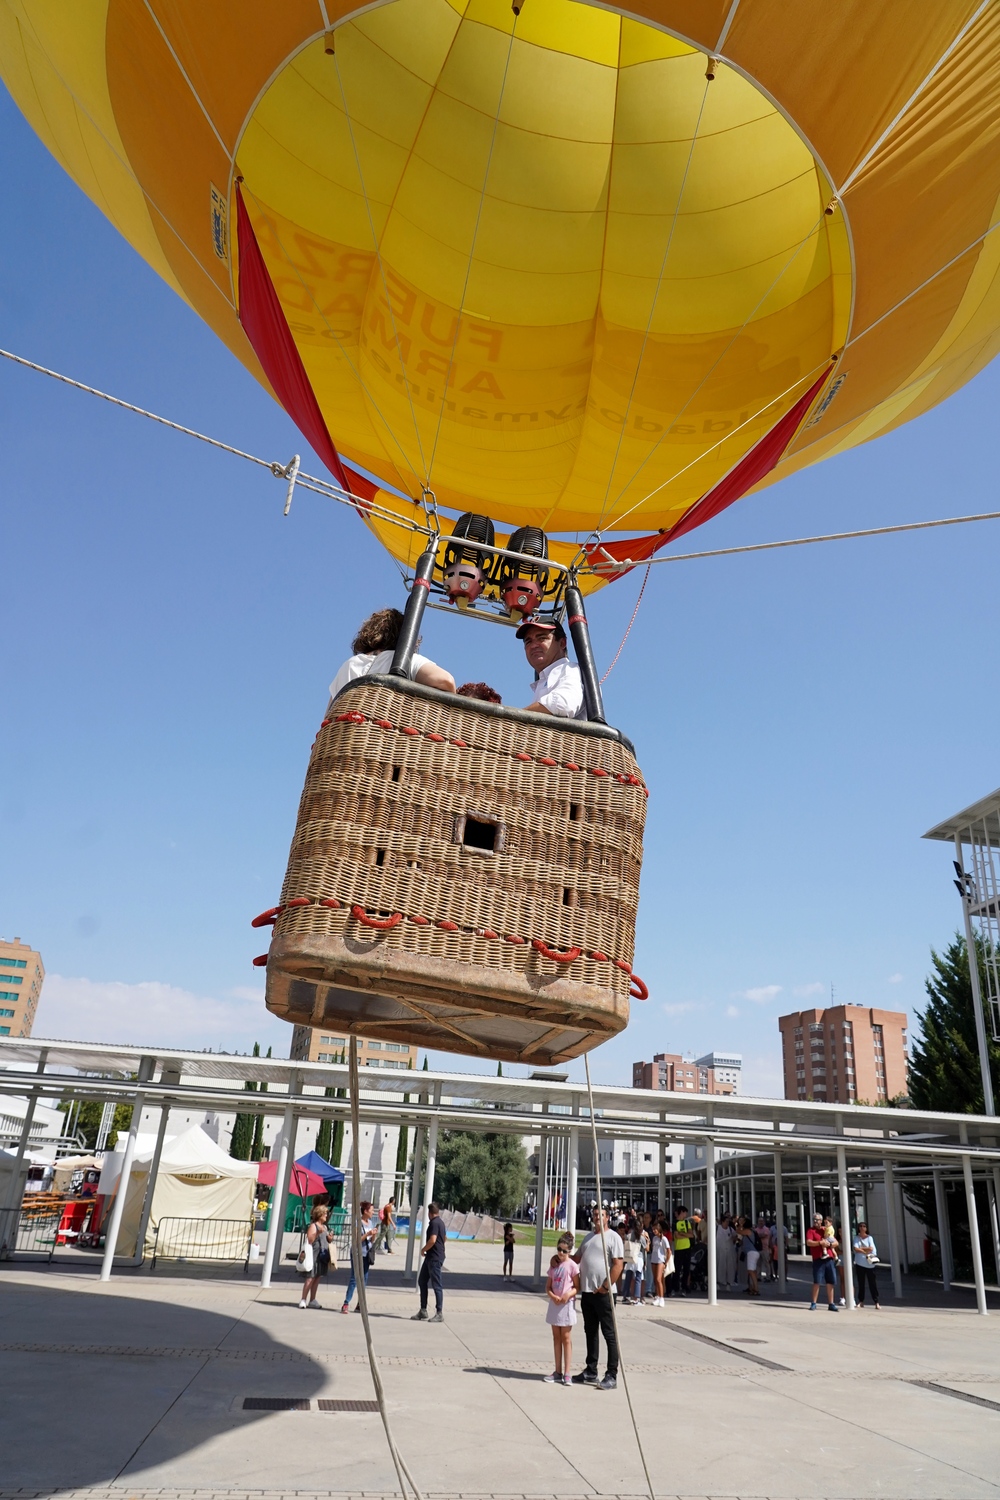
[534,1133,548,1283]
[836,1145,855,1310]
[129,1094,173,1267]
[261,1070,299,1289]
[563,582,606,725]
[882,1159,903,1300]
[390,541,439,679]
[962,1154,988,1316]
[933,1167,953,1291]
[774,1151,787,1294]
[955,834,996,1116]
[567,1116,580,1239]
[0,1050,48,1257]
[705,1139,717,1306]
[658,1112,667,1213]
[99,1056,155,1281]
[403,1123,426,1282]
[423,1083,441,1212]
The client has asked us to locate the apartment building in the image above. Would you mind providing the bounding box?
[289,1025,416,1071]
[0,937,44,1038]
[632,1049,741,1095]
[778,1004,909,1103]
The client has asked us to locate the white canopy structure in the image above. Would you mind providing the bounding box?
[110,1125,257,1257]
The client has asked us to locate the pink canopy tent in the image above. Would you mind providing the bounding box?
[255,1160,327,1197]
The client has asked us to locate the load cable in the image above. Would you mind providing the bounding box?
[582,1050,656,1500]
[348,1042,425,1500]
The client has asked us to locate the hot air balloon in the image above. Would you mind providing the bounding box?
[5,0,1000,1059]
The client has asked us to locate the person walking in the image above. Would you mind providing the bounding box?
[806,1212,840,1311]
[412,1201,447,1322]
[299,1204,333,1309]
[853,1222,880,1309]
[571,1207,624,1390]
[741,1221,762,1297]
[342,1200,378,1312]
[674,1206,695,1296]
[376,1197,397,1254]
[544,1234,580,1385]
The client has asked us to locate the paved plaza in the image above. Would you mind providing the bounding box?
[2,1240,999,1500]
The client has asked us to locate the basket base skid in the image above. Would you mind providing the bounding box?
[264,934,627,1066]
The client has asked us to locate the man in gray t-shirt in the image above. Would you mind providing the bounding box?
[572,1209,624,1390]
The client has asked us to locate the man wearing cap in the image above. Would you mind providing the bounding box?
[518,621,585,719]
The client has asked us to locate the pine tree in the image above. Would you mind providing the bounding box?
[909,934,1000,1114]
[230,1042,259,1159]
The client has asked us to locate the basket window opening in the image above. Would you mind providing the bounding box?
[374,848,386,867]
[562,887,578,908]
[390,765,402,783]
[569,803,580,822]
[463,818,498,853]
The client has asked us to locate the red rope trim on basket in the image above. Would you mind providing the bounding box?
[251,897,646,996]
[350,905,403,930]
[317,710,648,795]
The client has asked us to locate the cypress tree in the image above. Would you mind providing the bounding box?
[394,1055,414,1189]
[316,1087,335,1161]
[329,1051,346,1167]
[250,1045,272,1161]
[230,1042,259,1160]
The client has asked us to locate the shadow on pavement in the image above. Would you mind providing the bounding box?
[0,1279,326,1491]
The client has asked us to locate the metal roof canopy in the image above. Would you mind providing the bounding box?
[923,788,1000,845]
[1,1035,998,1165]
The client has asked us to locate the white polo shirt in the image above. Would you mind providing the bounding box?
[529,657,585,718]
[328,649,433,701]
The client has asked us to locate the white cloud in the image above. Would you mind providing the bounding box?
[662,1001,697,1017]
[227,986,267,1003]
[740,1052,785,1099]
[737,984,782,1004]
[887,973,904,984]
[794,982,825,998]
[725,1004,740,1018]
[37,974,290,1055]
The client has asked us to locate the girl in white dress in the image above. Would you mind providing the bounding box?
[544,1234,580,1386]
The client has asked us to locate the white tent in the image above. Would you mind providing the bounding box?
[111,1125,258,1258]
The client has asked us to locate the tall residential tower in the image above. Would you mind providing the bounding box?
[0,937,44,1038]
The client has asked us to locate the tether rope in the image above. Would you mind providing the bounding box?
[5,344,1000,578]
[601,563,651,683]
[349,1043,425,1500]
[582,1051,656,1500]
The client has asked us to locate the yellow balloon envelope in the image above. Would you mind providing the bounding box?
[4,0,1000,582]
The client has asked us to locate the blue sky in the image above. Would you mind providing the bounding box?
[3,85,999,1097]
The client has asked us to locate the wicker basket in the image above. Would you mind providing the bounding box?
[262,675,646,1065]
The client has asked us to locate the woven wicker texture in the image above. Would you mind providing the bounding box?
[264,679,646,1062]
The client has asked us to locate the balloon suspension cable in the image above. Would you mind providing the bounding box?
[281,454,301,516]
[420,485,441,535]
[349,1043,425,1500]
[601,562,651,684]
[583,1050,656,1500]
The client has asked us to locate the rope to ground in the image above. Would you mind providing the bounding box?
[349,1042,425,1500]
[583,1051,656,1500]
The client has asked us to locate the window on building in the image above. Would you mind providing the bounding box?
[320,1036,346,1046]
[383,1043,409,1053]
[316,1052,337,1063]
[0,992,20,1002]
[0,959,27,968]
[367,1041,383,1050]
[0,975,23,985]
[0,1027,9,1036]
[643,1153,652,1162]
[0,1008,14,1018]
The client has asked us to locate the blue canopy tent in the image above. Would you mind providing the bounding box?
[294,1150,346,1220]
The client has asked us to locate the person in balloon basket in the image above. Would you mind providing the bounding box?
[571,1207,624,1390]
[517,621,585,718]
[412,1201,446,1323]
[327,608,455,708]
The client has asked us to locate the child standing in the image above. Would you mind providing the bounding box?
[544,1234,579,1385]
[502,1222,515,1280]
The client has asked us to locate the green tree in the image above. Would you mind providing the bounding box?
[250,1046,272,1161]
[909,934,1000,1114]
[394,1056,414,1188]
[329,1051,347,1167]
[58,1099,133,1151]
[230,1042,260,1159]
[434,1130,529,1216]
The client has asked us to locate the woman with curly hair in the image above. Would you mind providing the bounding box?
[327,608,455,706]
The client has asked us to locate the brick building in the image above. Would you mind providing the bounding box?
[0,937,44,1038]
[632,1049,740,1095]
[289,1025,416,1072]
[778,1004,909,1103]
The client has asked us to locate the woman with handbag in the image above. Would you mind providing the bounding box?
[298,1204,334,1309]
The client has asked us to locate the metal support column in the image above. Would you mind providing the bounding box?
[567,1116,580,1239]
[564,582,606,725]
[987,1172,1000,1287]
[0,1051,48,1257]
[933,1168,953,1291]
[658,1112,666,1214]
[129,1068,178,1268]
[962,1154,988,1315]
[705,1138,717,1306]
[390,540,439,679]
[895,1180,909,1272]
[261,1070,299,1289]
[836,1145,855,1310]
[955,834,996,1116]
[534,1122,548,1284]
[424,1083,441,1213]
[774,1150,787,1294]
[403,1124,425,1283]
[882,1159,903,1300]
[99,1055,155,1281]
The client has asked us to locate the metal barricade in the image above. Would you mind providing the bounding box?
[0,1196,96,1261]
[150,1216,255,1272]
